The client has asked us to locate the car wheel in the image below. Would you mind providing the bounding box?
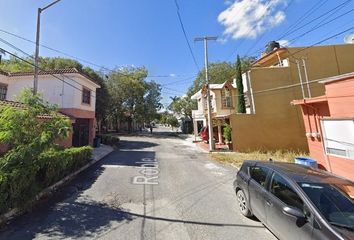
[237,189,252,217]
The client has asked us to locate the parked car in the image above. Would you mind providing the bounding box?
[198,126,218,143]
[234,160,354,240]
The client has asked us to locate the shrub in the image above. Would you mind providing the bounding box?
[0,146,92,215]
[223,123,232,143]
[97,134,120,146]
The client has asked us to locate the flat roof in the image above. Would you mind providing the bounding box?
[317,71,354,84]
[291,95,327,105]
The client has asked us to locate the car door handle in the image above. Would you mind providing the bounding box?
[266,199,273,207]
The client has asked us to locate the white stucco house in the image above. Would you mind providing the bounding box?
[0,68,100,147]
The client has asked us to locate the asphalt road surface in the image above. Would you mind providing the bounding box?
[0,126,276,240]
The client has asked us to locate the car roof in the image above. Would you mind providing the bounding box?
[244,160,354,185]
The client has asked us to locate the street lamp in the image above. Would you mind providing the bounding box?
[33,0,61,95]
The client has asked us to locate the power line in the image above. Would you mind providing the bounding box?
[202,25,354,102]
[249,0,353,57]
[279,0,351,40]
[0,37,99,100]
[0,28,195,78]
[161,75,196,86]
[173,0,200,71]
[287,7,354,46]
[244,0,296,56]
[0,47,97,99]
[226,0,274,60]
[278,0,328,40]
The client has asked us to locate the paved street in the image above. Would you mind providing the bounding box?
[0,127,276,240]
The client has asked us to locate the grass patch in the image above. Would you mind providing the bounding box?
[211,150,309,168]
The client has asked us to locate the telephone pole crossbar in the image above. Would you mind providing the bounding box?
[194,36,217,151]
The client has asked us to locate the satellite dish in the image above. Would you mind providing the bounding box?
[344,34,354,44]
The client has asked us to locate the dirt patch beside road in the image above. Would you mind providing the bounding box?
[210,150,309,168]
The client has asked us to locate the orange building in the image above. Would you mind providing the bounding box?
[292,72,354,182]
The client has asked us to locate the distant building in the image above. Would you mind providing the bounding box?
[0,68,100,147]
[292,72,354,182]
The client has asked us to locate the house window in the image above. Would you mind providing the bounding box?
[0,84,7,100]
[204,95,214,111]
[221,87,232,108]
[82,88,91,105]
[322,119,354,160]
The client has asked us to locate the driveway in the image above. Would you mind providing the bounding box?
[0,127,276,240]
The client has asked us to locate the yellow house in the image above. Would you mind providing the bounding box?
[230,43,354,152]
[191,80,240,143]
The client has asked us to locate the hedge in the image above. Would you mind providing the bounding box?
[0,146,92,215]
[97,134,120,146]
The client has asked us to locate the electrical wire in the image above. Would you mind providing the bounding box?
[0,28,195,79]
[173,0,200,71]
[278,0,329,40]
[286,7,354,46]
[0,47,97,99]
[243,0,296,56]
[279,0,351,40]
[249,0,352,57]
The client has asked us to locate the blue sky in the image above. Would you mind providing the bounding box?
[1,0,354,106]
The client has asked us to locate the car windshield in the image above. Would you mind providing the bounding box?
[298,182,354,232]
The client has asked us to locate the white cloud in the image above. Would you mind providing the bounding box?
[169,73,177,77]
[278,39,290,47]
[218,0,287,40]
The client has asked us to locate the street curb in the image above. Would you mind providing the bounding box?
[0,146,114,225]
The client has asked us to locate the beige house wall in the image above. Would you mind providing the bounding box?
[212,88,237,116]
[231,44,354,152]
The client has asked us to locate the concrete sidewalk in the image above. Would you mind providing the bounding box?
[92,144,114,161]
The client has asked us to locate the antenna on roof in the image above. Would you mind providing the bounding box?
[344,34,354,44]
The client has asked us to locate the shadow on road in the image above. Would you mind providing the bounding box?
[118,140,159,150]
[122,211,265,228]
[102,150,156,167]
[0,154,135,239]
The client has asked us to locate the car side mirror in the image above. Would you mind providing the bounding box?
[282,206,305,219]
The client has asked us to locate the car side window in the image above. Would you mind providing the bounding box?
[249,166,269,187]
[270,173,304,211]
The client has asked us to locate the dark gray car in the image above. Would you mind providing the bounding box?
[234,160,354,240]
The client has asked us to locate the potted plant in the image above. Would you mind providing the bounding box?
[223,123,233,150]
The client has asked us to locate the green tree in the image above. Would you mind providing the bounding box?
[236,55,246,113]
[169,96,196,120]
[188,61,236,96]
[187,58,256,96]
[144,81,162,123]
[223,123,232,143]
[0,89,71,169]
[106,67,162,132]
[166,115,179,130]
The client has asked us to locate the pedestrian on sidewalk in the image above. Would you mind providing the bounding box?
[150,126,153,134]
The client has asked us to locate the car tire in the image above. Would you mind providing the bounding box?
[237,189,252,217]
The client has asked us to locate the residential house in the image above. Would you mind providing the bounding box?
[229,43,354,152]
[292,72,354,182]
[0,68,100,147]
[191,80,239,144]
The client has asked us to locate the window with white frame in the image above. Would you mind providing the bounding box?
[221,87,232,108]
[0,84,7,100]
[322,119,354,159]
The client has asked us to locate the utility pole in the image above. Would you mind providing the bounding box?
[195,36,217,151]
[33,0,61,95]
